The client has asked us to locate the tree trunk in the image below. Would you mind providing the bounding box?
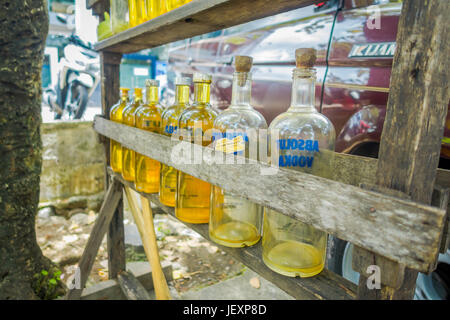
[0,0,64,299]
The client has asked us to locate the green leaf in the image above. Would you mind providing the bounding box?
[41,270,48,276]
[49,279,57,285]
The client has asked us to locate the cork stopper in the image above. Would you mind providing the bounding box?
[295,48,317,68]
[234,56,253,73]
[134,88,143,97]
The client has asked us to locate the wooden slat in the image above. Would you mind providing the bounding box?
[95,117,446,272]
[66,178,123,300]
[117,271,152,300]
[356,0,450,300]
[113,170,356,300]
[94,0,321,53]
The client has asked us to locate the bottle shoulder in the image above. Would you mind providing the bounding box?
[179,105,218,123]
[161,104,189,121]
[214,107,267,131]
[135,103,163,118]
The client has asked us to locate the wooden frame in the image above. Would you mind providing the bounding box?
[71,0,450,300]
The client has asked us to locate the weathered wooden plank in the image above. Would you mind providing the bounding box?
[100,51,126,280]
[66,178,123,300]
[95,117,446,272]
[113,170,356,300]
[356,0,450,300]
[117,271,152,300]
[94,0,321,53]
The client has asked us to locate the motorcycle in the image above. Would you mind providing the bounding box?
[44,34,100,120]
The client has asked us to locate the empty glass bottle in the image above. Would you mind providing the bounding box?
[262,48,336,277]
[111,0,129,34]
[176,73,218,224]
[122,88,144,182]
[110,87,130,173]
[135,80,163,193]
[160,77,191,207]
[209,56,267,248]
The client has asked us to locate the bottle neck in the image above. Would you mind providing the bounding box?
[120,94,129,103]
[231,72,252,108]
[146,86,159,104]
[175,84,190,105]
[194,82,211,105]
[289,68,316,112]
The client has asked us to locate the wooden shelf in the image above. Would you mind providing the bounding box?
[110,168,357,300]
[95,0,321,53]
[94,116,448,273]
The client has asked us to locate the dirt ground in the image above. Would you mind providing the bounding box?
[35,208,245,296]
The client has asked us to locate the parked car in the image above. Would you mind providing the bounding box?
[166,0,450,299]
[167,0,449,165]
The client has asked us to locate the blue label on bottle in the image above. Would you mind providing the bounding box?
[165,125,177,134]
[277,139,319,168]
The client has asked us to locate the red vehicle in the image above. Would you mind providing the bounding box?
[167,0,450,166]
[166,0,450,298]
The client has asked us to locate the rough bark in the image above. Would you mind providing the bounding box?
[0,0,64,299]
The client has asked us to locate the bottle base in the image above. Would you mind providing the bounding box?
[159,195,175,207]
[209,221,260,248]
[262,241,325,278]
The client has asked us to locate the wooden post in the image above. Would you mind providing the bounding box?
[355,0,450,300]
[100,51,126,279]
[66,179,123,300]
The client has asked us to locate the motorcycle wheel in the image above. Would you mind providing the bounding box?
[71,84,89,120]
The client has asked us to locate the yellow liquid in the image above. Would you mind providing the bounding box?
[110,140,123,173]
[121,92,142,182]
[262,241,325,277]
[209,221,260,248]
[110,92,129,173]
[160,164,177,206]
[128,0,137,27]
[176,173,211,223]
[135,154,160,193]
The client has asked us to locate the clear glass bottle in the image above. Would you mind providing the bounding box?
[135,80,163,193]
[159,77,191,207]
[209,56,267,248]
[111,0,129,34]
[110,87,130,173]
[122,88,144,182]
[146,0,163,19]
[176,73,218,224]
[262,48,336,277]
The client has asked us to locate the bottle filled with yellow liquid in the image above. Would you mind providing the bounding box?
[128,0,146,26]
[262,48,336,277]
[135,80,163,193]
[176,73,218,223]
[145,0,166,19]
[209,56,267,248]
[110,88,130,173]
[160,77,191,206]
[122,88,144,181]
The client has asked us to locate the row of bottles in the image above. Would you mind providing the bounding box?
[109,48,336,278]
[99,0,193,39]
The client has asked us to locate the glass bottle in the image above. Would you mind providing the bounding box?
[110,87,130,173]
[136,0,147,24]
[159,77,191,207]
[209,56,267,248]
[122,88,144,182]
[135,80,163,193]
[146,0,162,19]
[176,73,218,224]
[128,0,137,27]
[262,48,336,278]
[111,0,129,34]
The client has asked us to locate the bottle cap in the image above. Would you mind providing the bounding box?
[134,88,143,96]
[175,77,191,86]
[295,48,317,68]
[193,73,212,83]
[234,56,253,72]
[145,79,160,87]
